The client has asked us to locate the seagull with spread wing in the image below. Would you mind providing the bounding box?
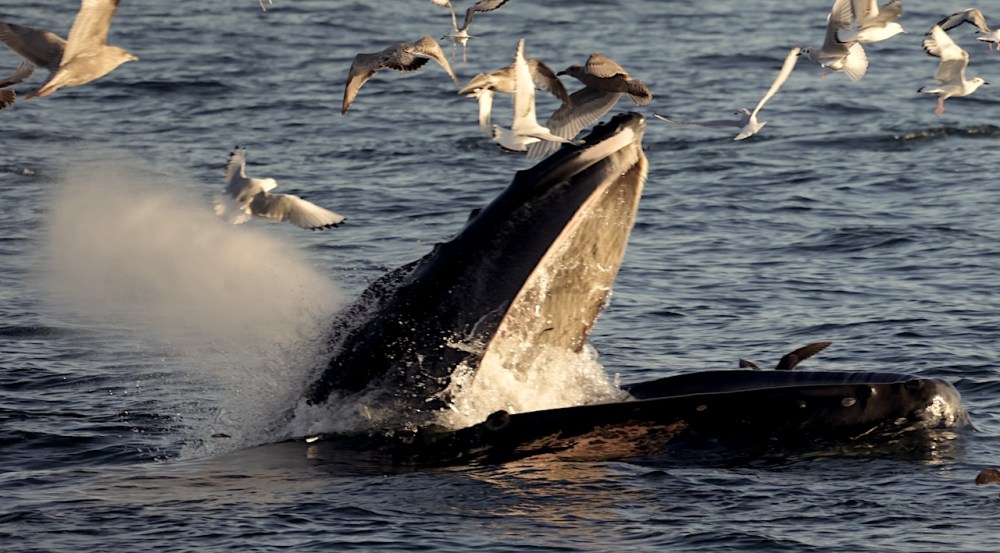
[838,0,905,43]
[459,57,570,133]
[918,24,989,116]
[491,38,581,152]
[525,52,651,160]
[934,8,1000,51]
[655,47,800,141]
[215,147,346,231]
[801,0,868,82]
[341,35,459,114]
[0,0,137,100]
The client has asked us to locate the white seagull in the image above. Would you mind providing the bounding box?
[429,0,474,62]
[215,147,346,231]
[491,38,581,153]
[458,58,570,133]
[801,0,869,82]
[934,8,1000,51]
[918,25,989,116]
[838,0,905,43]
[654,47,801,141]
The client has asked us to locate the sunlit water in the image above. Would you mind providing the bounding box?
[2,0,1000,551]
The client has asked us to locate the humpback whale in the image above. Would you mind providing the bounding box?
[299,112,967,465]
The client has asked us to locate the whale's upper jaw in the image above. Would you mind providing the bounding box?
[307,113,648,427]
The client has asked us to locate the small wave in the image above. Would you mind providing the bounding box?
[892,125,1000,142]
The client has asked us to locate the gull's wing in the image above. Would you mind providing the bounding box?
[851,0,878,22]
[527,59,571,104]
[0,88,15,110]
[923,25,969,84]
[510,38,540,131]
[224,147,252,197]
[749,47,800,119]
[840,42,868,83]
[584,52,629,79]
[870,0,902,25]
[0,59,35,88]
[774,341,832,371]
[462,0,512,30]
[0,22,66,71]
[409,35,458,84]
[63,0,121,64]
[525,86,621,159]
[821,0,854,53]
[341,52,384,114]
[738,359,762,370]
[429,0,459,31]
[935,8,990,34]
[472,87,494,130]
[653,113,743,128]
[459,70,501,95]
[249,194,346,230]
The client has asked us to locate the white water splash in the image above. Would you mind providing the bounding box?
[43,157,344,457]
[439,343,629,431]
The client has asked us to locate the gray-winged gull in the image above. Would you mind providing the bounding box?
[0,0,137,100]
[459,58,569,133]
[525,52,651,159]
[838,0,905,43]
[215,147,346,231]
[934,8,1000,51]
[918,25,989,116]
[341,35,459,114]
[801,0,868,82]
[655,47,800,141]
[491,38,580,152]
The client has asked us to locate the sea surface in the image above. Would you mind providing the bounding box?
[2,0,1000,551]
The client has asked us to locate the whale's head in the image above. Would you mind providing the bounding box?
[306,112,648,429]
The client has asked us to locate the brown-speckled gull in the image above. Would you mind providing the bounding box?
[342,35,459,115]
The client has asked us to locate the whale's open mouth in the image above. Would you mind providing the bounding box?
[304,112,648,427]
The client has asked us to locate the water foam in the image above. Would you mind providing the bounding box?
[439,343,629,431]
[43,157,344,457]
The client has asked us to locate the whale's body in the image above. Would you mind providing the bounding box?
[300,112,967,465]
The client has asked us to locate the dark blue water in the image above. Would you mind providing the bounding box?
[2,0,1000,551]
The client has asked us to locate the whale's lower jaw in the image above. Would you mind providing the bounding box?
[305,113,648,426]
[393,370,968,466]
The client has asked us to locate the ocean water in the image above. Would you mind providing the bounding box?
[2,0,1000,551]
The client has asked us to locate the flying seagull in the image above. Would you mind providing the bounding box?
[738,341,833,371]
[655,47,800,141]
[0,0,137,100]
[525,52,651,159]
[341,35,459,114]
[918,24,989,116]
[429,0,474,62]
[838,0,905,43]
[214,147,346,231]
[934,8,1000,51]
[491,38,581,152]
[801,0,868,82]
[459,57,570,133]
[458,0,513,34]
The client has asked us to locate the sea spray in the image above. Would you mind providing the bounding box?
[43,158,344,457]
